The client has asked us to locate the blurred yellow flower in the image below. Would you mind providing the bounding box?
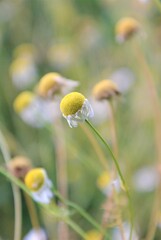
[60,92,94,128]
[115,17,139,43]
[92,79,120,101]
[97,171,111,189]
[85,230,102,240]
[36,72,79,98]
[13,43,36,60]
[13,91,34,113]
[25,168,53,204]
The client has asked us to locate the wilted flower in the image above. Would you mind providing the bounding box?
[97,171,121,196]
[7,156,32,180]
[9,57,38,90]
[24,168,53,204]
[115,17,140,43]
[60,92,94,128]
[36,72,79,98]
[92,79,120,101]
[23,228,47,240]
[85,229,103,240]
[13,91,60,128]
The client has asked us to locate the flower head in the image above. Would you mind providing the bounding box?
[9,57,37,90]
[36,72,79,98]
[115,17,140,43]
[13,91,34,113]
[7,156,32,180]
[24,168,53,204]
[14,91,60,128]
[13,43,36,60]
[97,171,121,196]
[85,230,102,240]
[60,92,94,128]
[92,80,120,101]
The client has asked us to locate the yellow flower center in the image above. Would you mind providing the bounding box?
[24,168,45,191]
[92,79,119,100]
[115,17,139,40]
[60,92,85,116]
[97,171,111,189]
[85,230,102,240]
[13,91,34,113]
[37,72,61,97]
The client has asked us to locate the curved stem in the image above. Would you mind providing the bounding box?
[52,118,69,240]
[134,41,161,240]
[54,190,109,238]
[85,119,133,240]
[80,124,109,170]
[0,130,22,240]
[0,166,102,240]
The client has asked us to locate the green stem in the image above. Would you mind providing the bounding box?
[54,190,109,238]
[0,130,22,240]
[66,218,87,239]
[85,119,133,240]
[0,167,85,239]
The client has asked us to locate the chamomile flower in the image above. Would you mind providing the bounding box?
[9,57,38,90]
[23,228,47,240]
[24,168,53,204]
[36,72,79,98]
[85,229,103,240]
[97,171,121,196]
[60,92,94,128]
[115,17,140,43]
[13,91,60,128]
[92,79,120,101]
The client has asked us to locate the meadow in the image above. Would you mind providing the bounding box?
[0,0,161,239]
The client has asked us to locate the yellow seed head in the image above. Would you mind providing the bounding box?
[37,72,61,97]
[97,171,111,189]
[115,17,139,41]
[7,156,32,179]
[24,168,45,191]
[13,91,34,113]
[92,79,120,100]
[60,92,85,116]
[86,230,102,240]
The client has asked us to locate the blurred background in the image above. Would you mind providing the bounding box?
[0,0,161,239]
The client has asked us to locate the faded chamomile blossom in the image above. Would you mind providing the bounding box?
[24,168,53,204]
[115,17,140,43]
[36,72,79,98]
[92,79,120,101]
[60,92,94,128]
[85,229,103,240]
[23,228,47,240]
[97,171,121,196]
[9,57,38,90]
[13,91,61,128]
[7,156,32,180]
